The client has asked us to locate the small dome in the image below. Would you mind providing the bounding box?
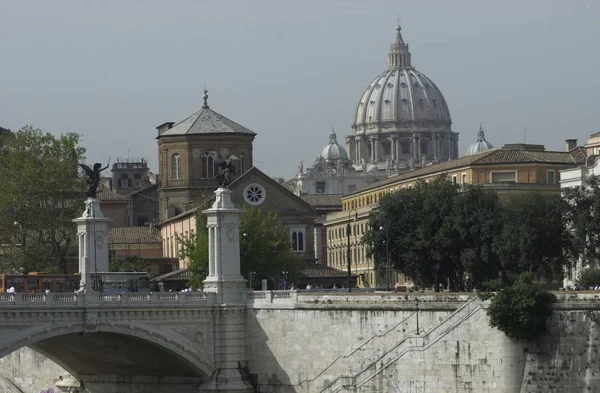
[320,128,348,163]
[466,125,494,155]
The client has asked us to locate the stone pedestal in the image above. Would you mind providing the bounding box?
[202,188,247,305]
[201,188,254,393]
[72,198,110,293]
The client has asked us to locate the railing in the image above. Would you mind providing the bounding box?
[246,290,297,306]
[0,292,212,307]
[320,296,482,393]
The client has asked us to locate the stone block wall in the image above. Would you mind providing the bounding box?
[0,347,67,393]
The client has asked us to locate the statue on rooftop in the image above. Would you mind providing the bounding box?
[79,161,109,198]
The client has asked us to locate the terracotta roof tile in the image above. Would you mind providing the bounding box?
[109,226,161,244]
[300,263,355,279]
[347,147,585,197]
[300,194,343,207]
[97,187,130,202]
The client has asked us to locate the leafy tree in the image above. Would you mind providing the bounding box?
[562,176,600,266]
[486,273,556,340]
[178,204,302,288]
[0,126,86,273]
[494,192,570,281]
[363,177,461,291]
[451,186,503,289]
[109,256,151,273]
[576,268,600,288]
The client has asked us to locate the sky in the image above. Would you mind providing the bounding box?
[2,0,600,179]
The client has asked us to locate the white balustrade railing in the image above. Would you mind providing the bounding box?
[247,290,297,305]
[0,292,212,307]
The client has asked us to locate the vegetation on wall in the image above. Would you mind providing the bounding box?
[109,256,151,274]
[485,273,556,340]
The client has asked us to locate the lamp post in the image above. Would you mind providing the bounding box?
[415,298,420,335]
[346,209,358,293]
[281,271,289,290]
[380,226,390,291]
[11,221,22,275]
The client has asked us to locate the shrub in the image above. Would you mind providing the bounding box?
[486,273,556,340]
[577,268,600,289]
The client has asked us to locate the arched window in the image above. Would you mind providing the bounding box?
[292,232,298,251]
[201,151,219,179]
[298,232,304,251]
[171,154,182,180]
[240,155,246,174]
[290,228,305,252]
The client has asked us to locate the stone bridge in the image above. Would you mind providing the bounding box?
[0,290,297,393]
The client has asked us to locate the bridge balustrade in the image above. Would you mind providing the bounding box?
[246,290,297,308]
[0,292,214,307]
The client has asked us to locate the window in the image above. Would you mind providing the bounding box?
[243,183,266,206]
[491,171,516,184]
[400,141,411,155]
[201,151,218,179]
[240,155,246,174]
[137,216,149,226]
[547,170,556,185]
[171,154,182,180]
[119,173,131,188]
[133,173,141,187]
[382,141,391,156]
[316,181,326,194]
[462,174,467,184]
[452,175,457,184]
[421,140,428,154]
[291,228,305,252]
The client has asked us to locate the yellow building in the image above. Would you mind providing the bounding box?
[324,143,587,289]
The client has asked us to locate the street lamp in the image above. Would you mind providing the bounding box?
[346,209,358,293]
[380,226,390,291]
[415,298,420,335]
[281,271,289,289]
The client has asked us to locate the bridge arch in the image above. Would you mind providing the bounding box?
[0,321,213,379]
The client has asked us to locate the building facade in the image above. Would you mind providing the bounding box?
[325,143,587,289]
[157,91,256,222]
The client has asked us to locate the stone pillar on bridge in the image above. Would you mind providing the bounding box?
[201,187,254,393]
[73,198,110,293]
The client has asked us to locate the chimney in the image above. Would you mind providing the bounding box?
[156,122,175,136]
[565,139,578,152]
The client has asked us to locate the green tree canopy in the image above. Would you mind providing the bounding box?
[109,256,151,274]
[0,126,86,273]
[562,175,600,266]
[363,176,461,290]
[493,192,570,281]
[178,204,302,288]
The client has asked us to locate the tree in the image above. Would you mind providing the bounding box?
[363,176,461,291]
[178,204,302,288]
[0,126,86,273]
[486,273,556,340]
[494,192,570,281]
[451,185,503,289]
[109,256,151,273]
[562,176,600,266]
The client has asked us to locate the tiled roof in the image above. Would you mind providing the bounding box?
[300,194,343,207]
[97,188,130,202]
[299,263,354,279]
[109,226,161,244]
[347,147,585,197]
[151,268,191,282]
[161,107,256,136]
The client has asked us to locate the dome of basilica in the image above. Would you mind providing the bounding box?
[353,25,452,133]
[320,128,349,163]
[466,125,494,156]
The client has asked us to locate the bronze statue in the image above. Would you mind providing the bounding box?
[79,162,109,198]
[204,151,239,187]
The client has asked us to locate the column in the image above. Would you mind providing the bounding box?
[373,136,379,162]
[448,134,455,160]
[391,137,397,161]
[396,137,402,162]
[355,139,360,162]
[433,133,439,161]
[346,136,355,163]
[412,133,420,163]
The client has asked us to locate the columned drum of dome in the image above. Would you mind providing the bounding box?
[348,25,459,170]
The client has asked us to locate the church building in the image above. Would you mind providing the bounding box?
[288,24,459,197]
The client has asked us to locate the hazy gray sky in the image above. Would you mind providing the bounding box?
[2,0,600,178]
